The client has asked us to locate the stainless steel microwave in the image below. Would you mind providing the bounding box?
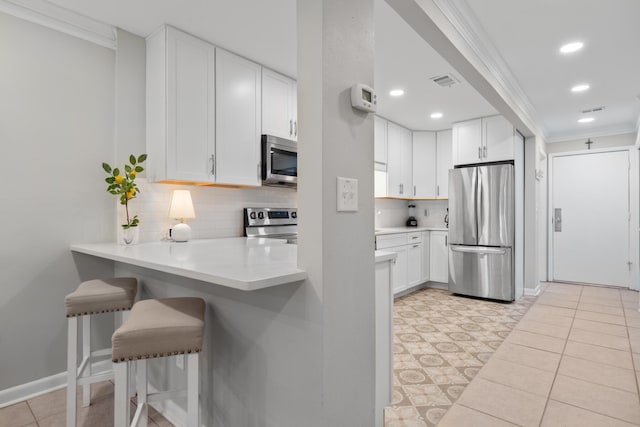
[262,135,297,188]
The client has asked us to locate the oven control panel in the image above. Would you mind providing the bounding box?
[244,207,297,227]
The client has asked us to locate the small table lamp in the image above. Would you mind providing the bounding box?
[169,190,196,242]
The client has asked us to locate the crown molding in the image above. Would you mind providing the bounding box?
[0,0,116,49]
[431,0,546,139]
[546,124,638,144]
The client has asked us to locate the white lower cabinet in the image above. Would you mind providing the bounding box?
[377,230,447,295]
[388,246,408,294]
[429,231,449,283]
[421,231,430,282]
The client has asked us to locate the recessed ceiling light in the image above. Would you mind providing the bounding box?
[578,117,594,123]
[560,42,584,54]
[571,84,590,92]
[389,89,404,97]
[430,112,443,119]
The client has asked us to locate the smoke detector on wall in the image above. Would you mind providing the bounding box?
[430,73,460,88]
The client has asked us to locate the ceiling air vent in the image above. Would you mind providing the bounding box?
[430,73,460,88]
[581,106,605,114]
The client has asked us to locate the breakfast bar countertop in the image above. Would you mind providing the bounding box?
[71,238,306,291]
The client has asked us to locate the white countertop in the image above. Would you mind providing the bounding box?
[71,238,306,292]
[375,226,449,236]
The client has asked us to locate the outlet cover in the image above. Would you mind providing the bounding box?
[337,176,358,212]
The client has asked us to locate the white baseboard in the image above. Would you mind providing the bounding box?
[524,284,541,296]
[0,360,111,408]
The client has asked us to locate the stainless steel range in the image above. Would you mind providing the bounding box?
[244,207,297,244]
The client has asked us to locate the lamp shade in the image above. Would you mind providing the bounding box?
[169,190,196,219]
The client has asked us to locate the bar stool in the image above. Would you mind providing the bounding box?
[65,277,138,427]
[112,297,205,427]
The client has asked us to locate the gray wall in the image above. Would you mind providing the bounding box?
[0,12,116,389]
[115,29,146,169]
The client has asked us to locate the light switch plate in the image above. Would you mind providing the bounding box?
[337,176,358,212]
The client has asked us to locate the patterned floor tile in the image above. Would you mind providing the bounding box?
[386,288,535,427]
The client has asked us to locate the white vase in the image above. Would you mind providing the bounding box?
[120,226,139,245]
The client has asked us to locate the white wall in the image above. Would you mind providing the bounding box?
[375,198,448,228]
[0,12,116,389]
[546,132,636,154]
[298,0,376,424]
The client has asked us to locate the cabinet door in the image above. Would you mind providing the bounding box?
[165,27,216,183]
[407,243,423,287]
[387,122,412,198]
[374,116,387,168]
[452,119,482,166]
[388,246,408,294]
[421,231,430,282]
[262,68,296,140]
[483,115,514,162]
[412,132,436,198]
[436,129,452,199]
[429,231,449,283]
[216,49,262,186]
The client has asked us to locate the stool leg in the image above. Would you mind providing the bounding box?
[115,311,136,398]
[136,359,148,427]
[114,362,130,427]
[66,317,77,427]
[82,315,91,407]
[187,353,199,427]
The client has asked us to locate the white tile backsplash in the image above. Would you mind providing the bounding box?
[120,179,297,243]
[375,198,449,228]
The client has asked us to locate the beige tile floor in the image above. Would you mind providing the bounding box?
[0,380,173,427]
[439,282,640,427]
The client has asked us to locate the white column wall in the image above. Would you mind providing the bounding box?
[298,0,377,424]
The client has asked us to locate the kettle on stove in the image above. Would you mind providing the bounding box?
[406,203,418,227]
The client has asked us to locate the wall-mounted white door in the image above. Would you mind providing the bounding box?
[551,150,630,287]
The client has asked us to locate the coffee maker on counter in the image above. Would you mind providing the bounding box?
[406,203,418,227]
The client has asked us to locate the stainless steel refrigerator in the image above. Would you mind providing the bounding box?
[448,164,515,301]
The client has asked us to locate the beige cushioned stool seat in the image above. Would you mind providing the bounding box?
[65,278,137,317]
[112,297,205,362]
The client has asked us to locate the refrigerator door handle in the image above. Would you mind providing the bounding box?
[450,246,507,255]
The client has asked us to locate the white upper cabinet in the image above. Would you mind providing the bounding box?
[452,118,482,166]
[483,115,515,162]
[374,116,388,168]
[452,115,515,166]
[436,129,452,199]
[412,131,436,199]
[215,49,262,186]
[261,68,297,141]
[146,26,216,183]
[387,122,412,198]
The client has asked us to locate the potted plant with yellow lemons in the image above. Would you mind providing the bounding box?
[102,154,147,245]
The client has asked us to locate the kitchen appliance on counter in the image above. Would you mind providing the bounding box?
[261,135,297,188]
[406,203,418,227]
[448,163,514,301]
[244,207,298,244]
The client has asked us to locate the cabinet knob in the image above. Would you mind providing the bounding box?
[210,154,215,175]
[289,120,293,136]
[483,146,487,158]
[294,120,297,137]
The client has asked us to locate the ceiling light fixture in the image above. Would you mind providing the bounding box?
[560,42,584,54]
[571,84,590,92]
[430,112,443,119]
[389,89,404,97]
[578,117,594,123]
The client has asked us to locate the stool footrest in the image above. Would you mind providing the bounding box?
[91,348,113,358]
[77,371,113,386]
